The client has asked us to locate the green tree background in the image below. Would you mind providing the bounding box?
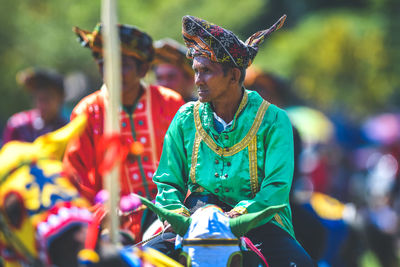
[0,0,399,128]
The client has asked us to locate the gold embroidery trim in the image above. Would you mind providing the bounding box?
[232,206,248,214]
[230,90,248,129]
[274,213,285,228]
[237,90,248,115]
[190,131,202,184]
[171,207,191,217]
[248,136,259,196]
[194,100,270,157]
[193,186,205,193]
[191,96,269,196]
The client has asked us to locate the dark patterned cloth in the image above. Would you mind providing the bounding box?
[182,15,286,68]
[73,23,154,62]
[153,38,193,78]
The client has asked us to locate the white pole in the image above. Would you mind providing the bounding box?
[101,0,121,245]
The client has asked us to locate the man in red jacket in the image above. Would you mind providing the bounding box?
[63,23,184,241]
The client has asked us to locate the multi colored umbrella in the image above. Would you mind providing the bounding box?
[362,113,400,146]
[286,106,334,145]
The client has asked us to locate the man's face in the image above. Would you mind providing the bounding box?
[96,56,144,92]
[34,89,63,123]
[154,63,188,94]
[192,56,231,103]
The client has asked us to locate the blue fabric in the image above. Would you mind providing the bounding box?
[120,247,141,266]
[213,113,232,134]
[213,117,225,134]
[145,222,314,267]
[303,202,349,267]
[246,223,315,267]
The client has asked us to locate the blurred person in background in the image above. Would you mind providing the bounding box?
[244,65,299,109]
[152,38,196,102]
[244,66,305,185]
[2,67,67,145]
[245,66,364,266]
[63,23,184,242]
[351,115,400,267]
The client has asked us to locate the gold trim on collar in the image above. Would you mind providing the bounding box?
[194,99,270,157]
[230,90,248,129]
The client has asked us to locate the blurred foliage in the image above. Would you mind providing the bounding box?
[0,0,399,129]
[361,250,382,267]
[258,11,394,119]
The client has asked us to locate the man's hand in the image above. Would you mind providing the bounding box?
[225,209,242,218]
[163,220,175,233]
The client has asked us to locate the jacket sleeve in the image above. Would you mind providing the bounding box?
[233,109,294,214]
[153,109,190,216]
[63,105,102,203]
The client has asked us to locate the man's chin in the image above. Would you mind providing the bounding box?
[198,97,210,103]
[197,93,210,103]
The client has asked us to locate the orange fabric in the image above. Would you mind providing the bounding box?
[63,84,184,239]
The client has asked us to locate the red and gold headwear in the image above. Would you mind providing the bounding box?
[182,15,286,68]
[73,23,155,63]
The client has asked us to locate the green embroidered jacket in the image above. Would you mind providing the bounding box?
[153,90,295,237]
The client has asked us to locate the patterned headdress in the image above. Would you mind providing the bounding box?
[153,38,194,78]
[73,23,154,62]
[182,15,286,68]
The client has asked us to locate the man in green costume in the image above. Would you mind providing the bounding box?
[146,15,314,266]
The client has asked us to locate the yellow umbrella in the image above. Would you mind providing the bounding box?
[286,106,334,145]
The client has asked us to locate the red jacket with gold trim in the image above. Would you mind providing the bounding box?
[63,84,184,202]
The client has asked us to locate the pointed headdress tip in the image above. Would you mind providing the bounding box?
[72,26,92,38]
[72,26,79,34]
[72,26,95,49]
[243,14,287,66]
[275,14,287,31]
[73,26,85,41]
[134,194,191,236]
[229,204,287,237]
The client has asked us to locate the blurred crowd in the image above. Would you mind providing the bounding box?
[244,66,400,267]
[1,34,399,267]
